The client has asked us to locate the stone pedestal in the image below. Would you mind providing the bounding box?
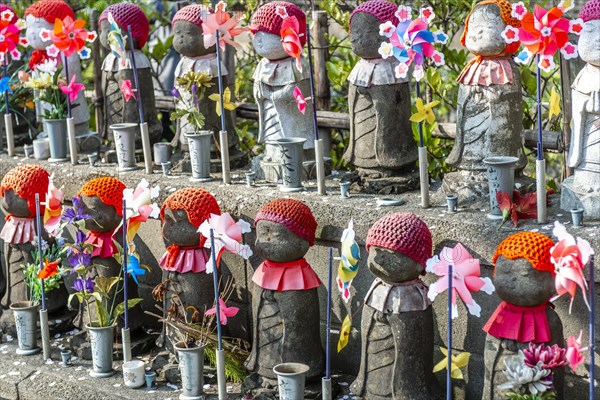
[560,176,600,219]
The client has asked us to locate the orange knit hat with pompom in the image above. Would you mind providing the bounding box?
[78,177,126,217]
[493,232,555,275]
[25,0,74,24]
[160,188,220,226]
[461,0,521,55]
[1,165,50,217]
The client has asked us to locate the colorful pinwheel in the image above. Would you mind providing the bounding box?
[43,175,64,236]
[378,6,447,81]
[123,179,160,243]
[336,219,360,303]
[0,9,27,62]
[201,1,246,51]
[205,297,239,326]
[38,258,60,279]
[106,12,128,69]
[198,213,253,273]
[59,75,85,102]
[433,348,470,380]
[501,2,582,72]
[550,221,593,313]
[0,76,11,95]
[125,254,146,285]
[293,86,306,115]
[121,79,136,102]
[40,16,97,59]
[426,243,495,318]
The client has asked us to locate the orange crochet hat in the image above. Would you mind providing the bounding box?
[160,188,220,228]
[78,177,126,217]
[0,165,50,217]
[493,232,555,275]
[25,0,74,24]
[461,0,521,54]
[254,198,317,246]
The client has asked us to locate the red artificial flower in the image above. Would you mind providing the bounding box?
[496,190,546,228]
[280,16,303,71]
[28,50,48,71]
[38,258,60,279]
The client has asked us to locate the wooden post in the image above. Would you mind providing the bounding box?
[559,54,573,180]
[91,9,104,141]
[312,11,330,111]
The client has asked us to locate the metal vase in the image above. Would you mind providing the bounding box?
[275,138,306,192]
[273,363,310,400]
[9,301,40,355]
[186,131,213,182]
[111,123,139,171]
[483,156,519,219]
[43,119,68,162]
[175,341,205,400]
[86,323,116,378]
[153,142,172,166]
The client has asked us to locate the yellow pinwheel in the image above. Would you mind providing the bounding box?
[410,98,440,126]
[337,219,360,302]
[209,87,237,117]
[337,314,351,352]
[548,87,561,120]
[433,347,470,380]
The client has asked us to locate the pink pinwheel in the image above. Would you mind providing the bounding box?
[502,4,581,72]
[280,16,303,71]
[43,175,64,236]
[198,213,253,273]
[205,297,239,325]
[550,221,593,313]
[59,75,85,102]
[121,79,136,102]
[293,86,306,114]
[123,179,160,243]
[0,10,27,61]
[566,331,586,371]
[426,243,495,318]
[201,1,246,51]
[41,16,96,59]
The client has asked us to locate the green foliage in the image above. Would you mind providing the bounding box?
[204,340,248,383]
[22,262,62,306]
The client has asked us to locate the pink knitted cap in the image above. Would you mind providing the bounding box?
[250,1,307,47]
[0,4,17,23]
[350,0,399,27]
[100,3,150,48]
[254,198,317,246]
[580,0,600,22]
[172,4,211,28]
[366,212,432,266]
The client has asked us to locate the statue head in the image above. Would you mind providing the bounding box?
[1,165,50,218]
[349,0,399,59]
[25,0,74,50]
[462,0,521,57]
[99,3,149,51]
[579,0,600,66]
[492,232,556,307]
[172,5,216,58]
[254,198,316,263]
[366,212,432,283]
[78,177,126,233]
[250,1,306,60]
[160,188,220,248]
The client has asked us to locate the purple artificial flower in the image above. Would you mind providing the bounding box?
[72,277,95,293]
[523,342,568,370]
[171,87,180,98]
[62,197,92,225]
[68,251,91,270]
[192,83,199,107]
[75,228,88,245]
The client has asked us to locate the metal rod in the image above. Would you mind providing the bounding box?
[209,228,223,350]
[536,57,543,161]
[122,199,129,330]
[306,23,319,142]
[214,32,227,133]
[447,263,453,400]
[325,247,332,380]
[35,194,46,311]
[62,53,72,119]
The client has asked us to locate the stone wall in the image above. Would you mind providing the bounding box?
[0,157,598,399]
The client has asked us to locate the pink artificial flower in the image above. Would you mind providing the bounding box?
[395,5,412,23]
[379,21,395,38]
[419,7,435,23]
[280,16,303,72]
[566,331,586,372]
[43,175,64,236]
[59,75,85,103]
[523,342,568,370]
[198,213,253,273]
[426,243,495,319]
[293,86,306,115]
[120,79,136,102]
[201,1,246,51]
[205,297,239,325]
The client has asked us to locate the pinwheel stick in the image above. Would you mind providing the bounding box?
[535,57,547,224]
[3,57,9,115]
[306,23,326,195]
[121,199,132,362]
[209,228,227,400]
[3,56,14,157]
[213,30,231,185]
[35,194,51,360]
[326,246,332,379]
[62,53,78,165]
[590,255,595,400]
[62,54,72,119]
[447,263,453,400]
[416,81,429,208]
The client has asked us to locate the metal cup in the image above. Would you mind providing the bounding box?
[571,208,584,227]
[446,194,458,213]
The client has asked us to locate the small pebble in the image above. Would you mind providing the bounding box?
[54,333,61,338]
[113,383,121,387]
[55,319,62,324]
[203,384,210,389]
[8,371,20,376]
[339,382,349,386]
[49,382,56,387]
[78,377,86,381]
[6,335,13,341]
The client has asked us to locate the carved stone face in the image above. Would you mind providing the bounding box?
[252,31,289,60]
[173,20,215,58]
[255,220,309,262]
[579,20,600,66]
[464,4,507,57]
[161,207,201,248]
[350,12,384,59]
[1,190,30,218]
[79,195,122,233]
[367,246,424,283]
[25,16,54,50]
[99,19,138,51]
[493,256,556,307]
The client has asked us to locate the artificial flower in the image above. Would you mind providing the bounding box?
[72,276,95,293]
[38,258,60,279]
[379,21,395,38]
[292,86,306,115]
[18,70,30,83]
[410,98,440,125]
[170,87,180,98]
[0,76,11,95]
[205,297,239,325]
[426,243,494,318]
[511,2,528,20]
[201,1,246,51]
[120,79,136,102]
[419,7,436,23]
[198,213,253,273]
[42,16,96,58]
[106,12,127,68]
[433,347,470,380]
[548,87,561,120]
[497,190,540,228]
[498,357,552,395]
[395,5,412,22]
[275,5,288,19]
[22,73,53,90]
[68,251,91,271]
[378,42,394,59]
[280,15,303,71]
[337,219,360,303]
[43,174,64,236]
[337,314,351,352]
[558,0,574,12]
[36,58,58,75]
[208,87,236,117]
[126,254,146,285]
[566,331,585,371]
[550,221,593,312]
[59,75,85,103]
[28,49,48,70]
[523,343,568,371]
[123,179,160,243]
[0,14,25,61]
[62,196,92,225]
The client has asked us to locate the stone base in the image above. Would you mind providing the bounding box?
[252,157,333,184]
[560,176,600,219]
[176,150,248,174]
[356,169,420,195]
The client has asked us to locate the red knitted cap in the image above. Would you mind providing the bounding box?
[0,4,18,23]
[493,232,555,275]
[100,3,150,48]
[366,212,432,266]
[0,165,50,217]
[580,0,600,22]
[254,198,317,246]
[172,5,211,29]
[461,0,521,54]
[160,188,220,228]
[25,0,74,24]
[250,1,307,47]
[78,177,126,217]
[350,0,399,28]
